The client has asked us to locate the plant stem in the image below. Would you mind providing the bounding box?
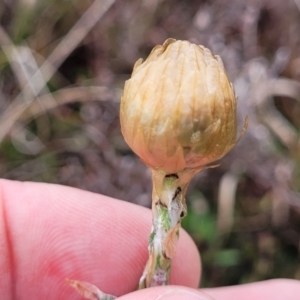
[66,279,117,300]
[69,168,199,297]
[138,168,196,288]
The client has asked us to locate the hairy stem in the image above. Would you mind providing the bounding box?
[69,168,199,297]
[138,169,196,288]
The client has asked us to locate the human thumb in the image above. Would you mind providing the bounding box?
[117,286,215,300]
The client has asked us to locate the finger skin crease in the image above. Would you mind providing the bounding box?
[0,180,15,300]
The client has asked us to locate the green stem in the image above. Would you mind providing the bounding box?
[138,168,196,288]
[69,168,199,297]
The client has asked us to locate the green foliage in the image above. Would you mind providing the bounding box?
[213,249,242,267]
[182,204,217,243]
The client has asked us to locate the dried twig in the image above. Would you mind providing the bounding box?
[217,172,239,235]
[19,86,120,121]
[293,0,300,12]
[0,0,116,143]
[254,78,300,148]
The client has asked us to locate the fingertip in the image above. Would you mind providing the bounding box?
[0,179,201,298]
[118,286,214,300]
[170,229,201,288]
[203,279,300,300]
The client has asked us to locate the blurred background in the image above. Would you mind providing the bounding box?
[1,0,300,288]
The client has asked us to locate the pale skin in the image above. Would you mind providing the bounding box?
[1,179,300,300]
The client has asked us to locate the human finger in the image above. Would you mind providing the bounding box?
[203,279,300,300]
[118,285,214,300]
[0,179,200,299]
[117,279,300,300]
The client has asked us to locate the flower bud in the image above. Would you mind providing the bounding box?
[120,38,239,173]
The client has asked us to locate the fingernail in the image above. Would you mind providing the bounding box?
[157,288,215,300]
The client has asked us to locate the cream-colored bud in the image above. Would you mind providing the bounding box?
[120,38,239,173]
